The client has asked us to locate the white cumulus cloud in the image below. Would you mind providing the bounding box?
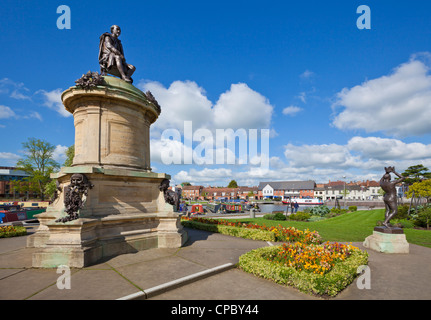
[332,56,431,137]
[139,80,274,134]
[212,83,273,130]
[282,105,303,116]
[37,88,70,117]
[139,80,213,134]
[0,105,16,119]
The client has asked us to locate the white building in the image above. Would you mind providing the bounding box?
[323,185,382,201]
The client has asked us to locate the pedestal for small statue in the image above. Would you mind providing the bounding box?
[363,226,409,254]
[27,76,187,268]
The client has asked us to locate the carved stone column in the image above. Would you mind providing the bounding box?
[28,76,187,268]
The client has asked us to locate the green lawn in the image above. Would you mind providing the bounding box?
[232,209,431,248]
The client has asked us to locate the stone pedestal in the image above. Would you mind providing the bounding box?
[27,76,187,268]
[363,227,409,254]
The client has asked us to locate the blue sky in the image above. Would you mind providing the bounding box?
[1,0,431,187]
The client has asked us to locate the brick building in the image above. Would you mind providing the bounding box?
[181,185,203,200]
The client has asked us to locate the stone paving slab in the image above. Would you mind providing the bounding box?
[146,268,316,300]
[334,242,431,300]
[1,227,431,301]
[28,268,139,300]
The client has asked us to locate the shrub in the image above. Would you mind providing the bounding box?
[395,204,410,220]
[181,217,322,244]
[308,215,327,222]
[389,219,414,229]
[348,206,357,212]
[302,207,312,213]
[263,212,286,221]
[182,219,277,241]
[310,206,330,217]
[413,207,431,229]
[263,213,274,220]
[288,211,310,221]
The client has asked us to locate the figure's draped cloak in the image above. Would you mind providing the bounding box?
[98,33,126,75]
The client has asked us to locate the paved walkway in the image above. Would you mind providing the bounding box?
[1,226,431,300]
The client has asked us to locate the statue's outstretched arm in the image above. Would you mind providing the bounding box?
[393,171,406,184]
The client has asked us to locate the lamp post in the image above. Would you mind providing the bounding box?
[343,176,346,210]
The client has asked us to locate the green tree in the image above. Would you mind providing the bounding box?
[16,138,60,201]
[227,180,238,188]
[402,165,431,185]
[63,144,75,166]
[407,180,431,203]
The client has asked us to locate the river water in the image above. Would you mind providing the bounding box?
[185,203,373,214]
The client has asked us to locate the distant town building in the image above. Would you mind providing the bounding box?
[257,180,316,200]
[176,178,395,203]
[319,180,383,201]
[0,167,31,198]
[181,185,203,200]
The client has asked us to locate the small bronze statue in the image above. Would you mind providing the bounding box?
[56,174,93,223]
[99,25,135,83]
[380,166,406,228]
[159,179,180,212]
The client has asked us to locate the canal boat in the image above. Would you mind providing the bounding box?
[282,198,324,206]
[217,203,244,214]
[190,204,205,215]
[0,203,46,224]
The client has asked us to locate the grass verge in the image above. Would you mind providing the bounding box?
[231,209,431,248]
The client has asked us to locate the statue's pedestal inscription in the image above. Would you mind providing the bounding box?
[28,76,186,268]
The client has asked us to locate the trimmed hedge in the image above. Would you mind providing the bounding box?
[181,217,322,244]
[238,245,369,297]
[182,220,277,241]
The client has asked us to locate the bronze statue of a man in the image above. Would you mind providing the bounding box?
[99,25,135,83]
[380,166,406,228]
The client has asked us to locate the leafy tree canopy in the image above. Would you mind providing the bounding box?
[227,180,238,188]
[63,144,75,167]
[402,164,431,185]
[407,179,431,201]
[16,138,59,200]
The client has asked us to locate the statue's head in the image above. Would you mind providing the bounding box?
[110,25,121,37]
[383,173,391,181]
[384,166,394,174]
[70,173,92,188]
[71,174,84,186]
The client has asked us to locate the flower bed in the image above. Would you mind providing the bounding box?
[181,217,322,244]
[238,244,368,297]
[181,216,369,297]
[269,241,359,275]
[0,225,27,238]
